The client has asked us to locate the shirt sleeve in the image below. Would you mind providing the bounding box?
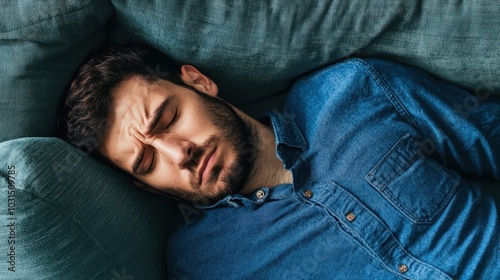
[364,59,500,181]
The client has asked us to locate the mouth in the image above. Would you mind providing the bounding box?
[198,146,217,186]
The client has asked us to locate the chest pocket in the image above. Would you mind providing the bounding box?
[365,133,459,224]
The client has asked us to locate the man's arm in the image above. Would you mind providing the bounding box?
[365,59,500,180]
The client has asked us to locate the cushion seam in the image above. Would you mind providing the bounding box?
[0,0,111,34]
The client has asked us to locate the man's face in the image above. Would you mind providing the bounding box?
[98,70,255,204]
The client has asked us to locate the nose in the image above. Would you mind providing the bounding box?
[151,137,195,168]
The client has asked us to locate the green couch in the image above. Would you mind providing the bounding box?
[1,1,499,279]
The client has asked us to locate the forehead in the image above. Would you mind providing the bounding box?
[113,76,159,106]
[110,76,174,119]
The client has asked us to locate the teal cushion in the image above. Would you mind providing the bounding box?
[0,138,178,279]
[109,0,500,116]
[361,2,500,97]
[0,0,113,142]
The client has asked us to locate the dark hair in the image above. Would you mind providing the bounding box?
[59,44,182,153]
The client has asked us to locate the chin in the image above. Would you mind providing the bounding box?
[195,144,252,204]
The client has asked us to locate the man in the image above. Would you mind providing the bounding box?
[61,44,500,279]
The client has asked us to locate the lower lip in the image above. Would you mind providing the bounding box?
[202,148,217,184]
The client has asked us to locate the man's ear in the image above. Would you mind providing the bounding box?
[132,180,167,196]
[179,65,218,97]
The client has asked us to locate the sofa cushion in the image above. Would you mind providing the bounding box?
[0,138,178,279]
[0,0,113,142]
[361,2,500,99]
[109,0,500,116]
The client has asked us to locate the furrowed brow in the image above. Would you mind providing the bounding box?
[132,147,145,174]
[146,96,171,135]
[132,96,171,174]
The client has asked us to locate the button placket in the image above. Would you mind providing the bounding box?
[320,182,449,279]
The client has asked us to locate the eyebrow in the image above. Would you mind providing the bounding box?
[132,96,171,174]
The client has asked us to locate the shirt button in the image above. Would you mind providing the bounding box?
[256,190,265,199]
[398,264,408,273]
[345,212,356,222]
[303,189,313,199]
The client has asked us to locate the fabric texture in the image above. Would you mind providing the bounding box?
[0,138,178,279]
[109,0,500,116]
[0,0,113,142]
[0,1,499,278]
[167,59,500,279]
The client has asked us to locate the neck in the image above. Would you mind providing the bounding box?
[237,112,293,195]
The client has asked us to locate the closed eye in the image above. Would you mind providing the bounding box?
[164,110,178,132]
[147,152,155,173]
[147,110,177,174]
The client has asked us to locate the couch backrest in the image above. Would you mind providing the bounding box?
[108,0,500,116]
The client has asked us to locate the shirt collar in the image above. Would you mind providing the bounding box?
[262,110,308,169]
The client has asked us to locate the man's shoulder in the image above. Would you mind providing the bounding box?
[284,59,376,118]
[287,59,372,105]
[285,58,423,112]
[292,58,408,92]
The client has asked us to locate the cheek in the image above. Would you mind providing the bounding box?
[179,105,219,139]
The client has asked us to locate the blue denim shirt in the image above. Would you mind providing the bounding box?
[167,59,500,279]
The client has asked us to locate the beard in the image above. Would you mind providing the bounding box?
[162,90,258,205]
